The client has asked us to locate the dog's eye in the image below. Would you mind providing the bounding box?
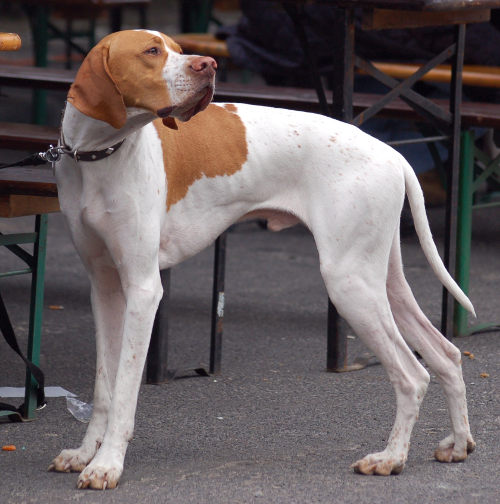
[145,47,161,56]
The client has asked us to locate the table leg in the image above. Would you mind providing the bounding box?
[441,24,465,339]
[327,7,355,371]
[283,5,355,372]
[23,214,48,419]
[146,233,226,382]
[210,233,226,375]
[146,269,171,383]
[330,7,355,122]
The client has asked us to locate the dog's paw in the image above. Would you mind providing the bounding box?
[77,461,123,490]
[434,434,476,463]
[351,451,406,476]
[48,448,94,473]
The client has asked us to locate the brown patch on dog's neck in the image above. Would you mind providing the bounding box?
[223,104,238,113]
[153,104,247,210]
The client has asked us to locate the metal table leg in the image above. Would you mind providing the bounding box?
[146,234,226,383]
[0,214,48,421]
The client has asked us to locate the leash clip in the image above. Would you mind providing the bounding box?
[39,145,64,163]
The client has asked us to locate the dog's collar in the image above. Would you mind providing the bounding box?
[45,101,126,164]
[64,138,125,162]
[40,138,125,164]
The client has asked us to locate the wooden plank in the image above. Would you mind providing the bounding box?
[0,122,59,150]
[172,33,230,58]
[214,82,500,128]
[362,7,490,29]
[19,0,149,6]
[281,1,500,11]
[461,100,500,128]
[0,168,58,197]
[365,62,500,88]
[0,65,75,90]
[0,195,59,218]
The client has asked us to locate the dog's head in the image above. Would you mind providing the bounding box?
[67,30,216,129]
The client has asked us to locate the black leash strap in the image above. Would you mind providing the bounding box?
[0,153,49,170]
[0,293,46,422]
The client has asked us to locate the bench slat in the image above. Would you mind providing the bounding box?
[367,62,500,88]
[0,194,59,218]
[0,167,57,197]
[0,64,75,90]
[214,83,500,129]
[0,122,59,150]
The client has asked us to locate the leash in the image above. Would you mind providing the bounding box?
[0,292,46,422]
[0,139,126,170]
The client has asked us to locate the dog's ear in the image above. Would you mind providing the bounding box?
[67,41,127,129]
[162,117,178,130]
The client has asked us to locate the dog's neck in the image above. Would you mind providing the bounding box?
[61,102,156,152]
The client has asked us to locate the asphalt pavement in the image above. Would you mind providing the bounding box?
[0,208,499,504]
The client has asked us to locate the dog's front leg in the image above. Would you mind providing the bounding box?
[50,261,126,473]
[76,260,163,490]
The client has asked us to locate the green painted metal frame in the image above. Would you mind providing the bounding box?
[0,214,48,420]
[454,130,500,336]
[181,0,216,33]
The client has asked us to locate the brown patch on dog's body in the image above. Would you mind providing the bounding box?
[153,104,248,209]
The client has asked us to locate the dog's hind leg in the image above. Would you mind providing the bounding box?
[50,245,126,473]
[386,230,475,463]
[316,235,430,475]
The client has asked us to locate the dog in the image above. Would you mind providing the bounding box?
[49,30,476,489]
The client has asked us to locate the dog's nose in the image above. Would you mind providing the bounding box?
[190,56,217,74]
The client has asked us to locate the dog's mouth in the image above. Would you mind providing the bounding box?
[182,85,214,120]
[157,85,214,126]
[157,106,175,119]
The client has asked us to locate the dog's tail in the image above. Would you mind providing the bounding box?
[403,161,476,316]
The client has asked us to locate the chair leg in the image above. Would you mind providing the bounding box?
[454,131,474,337]
[24,214,48,419]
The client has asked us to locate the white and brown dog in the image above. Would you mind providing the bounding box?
[50,30,476,489]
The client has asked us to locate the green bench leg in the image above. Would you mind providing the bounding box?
[454,131,474,337]
[23,214,48,419]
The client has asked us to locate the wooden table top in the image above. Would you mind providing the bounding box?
[280,0,500,11]
[0,168,57,197]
